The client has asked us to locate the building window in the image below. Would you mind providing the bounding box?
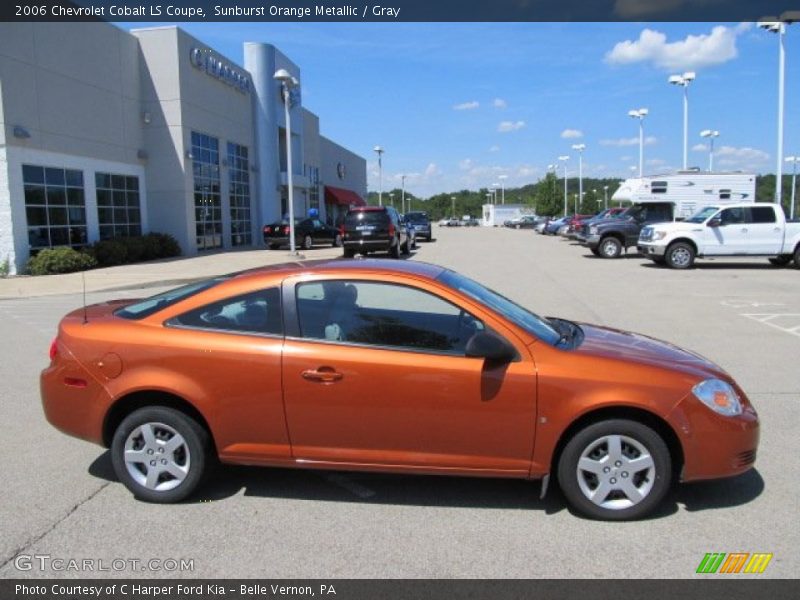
[719,189,731,200]
[191,132,222,251]
[651,181,668,194]
[227,142,252,247]
[96,173,141,240]
[308,165,320,211]
[23,165,87,252]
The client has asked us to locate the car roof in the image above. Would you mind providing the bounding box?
[227,259,445,286]
[348,206,388,212]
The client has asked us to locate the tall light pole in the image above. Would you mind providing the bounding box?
[628,108,649,178]
[603,185,609,210]
[389,192,395,208]
[700,130,720,172]
[558,155,570,216]
[400,174,406,213]
[759,17,794,204]
[669,72,696,170]
[373,145,384,206]
[498,174,508,204]
[451,195,456,218]
[786,156,799,220]
[572,143,586,208]
[274,68,300,256]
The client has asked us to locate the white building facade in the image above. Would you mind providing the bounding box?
[0,22,366,275]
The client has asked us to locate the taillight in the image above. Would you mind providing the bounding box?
[264,226,271,233]
[283,226,290,235]
[339,225,346,239]
[388,223,396,237]
[49,338,58,362]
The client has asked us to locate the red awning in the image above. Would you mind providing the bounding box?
[325,186,365,207]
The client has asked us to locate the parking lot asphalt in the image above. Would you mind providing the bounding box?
[0,226,797,578]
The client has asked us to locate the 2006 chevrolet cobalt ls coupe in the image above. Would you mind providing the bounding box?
[42,259,759,520]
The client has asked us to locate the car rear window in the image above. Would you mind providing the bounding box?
[405,212,429,223]
[345,211,389,227]
[115,276,232,320]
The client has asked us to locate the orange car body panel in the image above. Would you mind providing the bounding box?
[41,259,758,483]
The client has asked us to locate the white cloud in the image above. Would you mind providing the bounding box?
[489,145,500,153]
[620,155,632,162]
[493,98,507,109]
[605,24,747,71]
[600,136,657,147]
[692,143,708,152]
[453,100,480,111]
[458,159,474,171]
[646,158,667,166]
[498,120,526,133]
[714,146,770,168]
[424,163,441,177]
[561,129,584,139]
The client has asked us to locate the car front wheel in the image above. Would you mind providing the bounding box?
[302,235,313,250]
[598,236,622,259]
[666,242,695,269]
[557,419,671,520]
[111,407,211,503]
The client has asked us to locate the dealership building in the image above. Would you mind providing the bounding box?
[0,22,366,275]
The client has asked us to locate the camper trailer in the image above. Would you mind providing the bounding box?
[612,171,755,220]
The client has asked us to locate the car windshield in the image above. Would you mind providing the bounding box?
[437,270,561,346]
[115,276,231,320]
[685,206,720,223]
[345,211,388,226]
[405,212,428,223]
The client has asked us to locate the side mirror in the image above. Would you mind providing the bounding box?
[465,331,517,363]
[707,218,721,228]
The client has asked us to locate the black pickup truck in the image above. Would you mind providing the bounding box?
[581,202,673,258]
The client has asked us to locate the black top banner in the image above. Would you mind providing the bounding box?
[1,0,799,22]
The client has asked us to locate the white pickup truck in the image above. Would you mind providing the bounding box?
[637,202,800,269]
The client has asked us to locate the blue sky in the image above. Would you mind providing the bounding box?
[121,21,799,198]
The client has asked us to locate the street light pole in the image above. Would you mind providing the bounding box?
[669,72,695,169]
[389,192,395,208]
[558,155,570,216]
[786,156,799,220]
[373,145,384,206]
[603,185,609,210]
[572,144,585,208]
[700,130,720,172]
[401,174,406,213]
[498,174,507,204]
[628,108,648,178]
[274,68,300,256]
[451,195,456,219]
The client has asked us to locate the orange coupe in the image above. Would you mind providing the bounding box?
[42,259,759,520]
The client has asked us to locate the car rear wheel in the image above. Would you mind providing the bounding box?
[793,245,800,269]
[402,239,411,255]
[599,237,622,259]
[333,234,343,248]
[268,243,280,250]
[557,419,671,520]
[665,242,695,269]
[342,248,355,258]
[389,239,401,259]
[111,407,211,503]
[302,235,313,250]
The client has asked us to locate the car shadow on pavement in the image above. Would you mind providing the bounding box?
[639,262,787,270]
[88,451,763,518]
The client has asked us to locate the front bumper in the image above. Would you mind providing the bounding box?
[668,391,759,482]
[585,234,601,248]
[637,242,667,257]
[343,239,391,250]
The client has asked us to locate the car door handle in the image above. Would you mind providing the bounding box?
[301,367,343,383]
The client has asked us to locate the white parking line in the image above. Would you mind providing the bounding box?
[741,313,800,338]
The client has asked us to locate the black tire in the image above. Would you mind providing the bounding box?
[342,248,355,258]
[590,247,601,257]
[268,243,280,250]
[111,406,211,503]
[598,236,622,259]
[402,239,411,255]
[302,235,313,250]
[768,256,791,267]
[651,256,667,266]
[557,419,671,521]
[389,238,401,259]
[793,245,800,269]
[665,242,695,269]
[333,234,343,248]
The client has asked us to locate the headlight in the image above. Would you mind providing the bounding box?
[652,230,667,240]
[589,226,598,235]
[692,378,742,416]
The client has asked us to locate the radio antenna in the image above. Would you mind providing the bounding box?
[82,271,88,324]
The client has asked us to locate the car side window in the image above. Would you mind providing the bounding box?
[747,206,776,224]
[719,207,745,225]
[296,280,484,354]
[170,288,282,336]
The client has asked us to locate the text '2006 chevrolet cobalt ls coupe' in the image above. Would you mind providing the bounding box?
[42,259,759,520]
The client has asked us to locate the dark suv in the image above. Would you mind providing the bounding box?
[342,206,410,258]
[404,211,432,241]
[583,202,674,258]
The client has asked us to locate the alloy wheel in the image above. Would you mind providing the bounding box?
[123,422,190,492]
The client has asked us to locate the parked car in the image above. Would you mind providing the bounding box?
[544,216,569,235]
[508,215,540,229]
[445,218,461,227]
[341,206,409,259]
[402,216,418,250]
[41,259,759,520]
[564,214,595,239]
[637,202,800,269]
[263,218,342,250]
[462,217,480,227]
[575,208,627,243]
[535,218,552,234]
[404,211,433,241]
[583,202,674,258]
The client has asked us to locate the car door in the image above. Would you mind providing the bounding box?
[701,207,748,255]
[310,219,332,244]
[744,205,782,254]
[280,276,537,474]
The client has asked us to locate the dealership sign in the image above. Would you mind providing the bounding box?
[190,48,250,94]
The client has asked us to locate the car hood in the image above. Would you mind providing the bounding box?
[573,323,728,380]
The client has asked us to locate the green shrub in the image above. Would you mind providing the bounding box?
[0,256,9,278]
[146,232,181,259]
[120,236,147,263]
[27,247,97,275]
[91,239,128,267]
